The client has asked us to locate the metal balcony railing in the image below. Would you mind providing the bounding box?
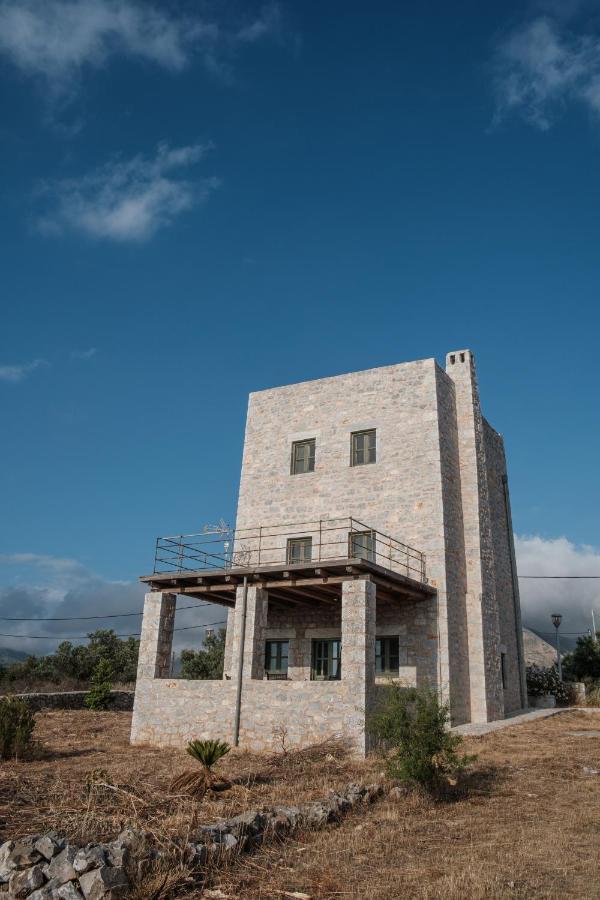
[152,517,427,584]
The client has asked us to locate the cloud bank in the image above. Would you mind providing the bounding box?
[492,12,600,129]
[36,142,219,241]
[0,553,225,657]
[0,0,282,98]
[516,534,600,642]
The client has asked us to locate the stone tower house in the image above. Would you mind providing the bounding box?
[131,350,526,752]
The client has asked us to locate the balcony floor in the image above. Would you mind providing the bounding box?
[140,557,437,609]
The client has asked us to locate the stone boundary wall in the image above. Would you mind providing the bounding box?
[2,690,134,712]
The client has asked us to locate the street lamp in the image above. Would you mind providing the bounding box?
[551,614,563,681]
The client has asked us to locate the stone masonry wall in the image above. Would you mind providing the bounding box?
[483,419,527,713]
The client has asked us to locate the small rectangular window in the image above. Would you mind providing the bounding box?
[286,537,312,564]
[291,438,315,474]
[350,530,376,563]
[351,429,376,466]
[501,652,507,690]
[265,640,289,676]
[376,636,400,675]
[311,639,341,681]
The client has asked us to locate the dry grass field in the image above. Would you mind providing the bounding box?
[1,709,599,899]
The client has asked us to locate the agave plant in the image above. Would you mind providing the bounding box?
[170,738,231,797]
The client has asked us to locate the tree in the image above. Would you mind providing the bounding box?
[180,629,226,680]
[562,633,600,683]
[85,659,114,710]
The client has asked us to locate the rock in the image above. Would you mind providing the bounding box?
[54,882,85,899]
[583,766,600,776]
[388,785,409,800]
[47,846,78,884]
[195,822,230,843]
[7,864,45,898]
[0,842,16,883]
[219,834,241,852]
[27,889,53,900]
[300,802,334,828]
[34,835,64,862]
[78,866,128,900]
[362,784,383,803]
[227,810,267,837]
[8,839,42,868]
[104,844,128,869]
[271,805,302,828]
[111,828,144,852]
[73,846,105,875]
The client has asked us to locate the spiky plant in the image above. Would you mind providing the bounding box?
[170,738,231,797]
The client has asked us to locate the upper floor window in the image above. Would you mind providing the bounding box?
[376,636,400,675]
[287,536,312,564]
[350,529,376,563]
[351,429,376,466]
[291,438,315,474]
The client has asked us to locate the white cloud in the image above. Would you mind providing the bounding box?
[0,358,48,383]
[70,347,97,360]
[0,0,281,101]
[515,534,600,642]
[36,142,219,242]
[492,14,600,129]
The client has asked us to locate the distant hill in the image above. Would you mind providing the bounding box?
[522,628,557,668]
[0,647,28,664]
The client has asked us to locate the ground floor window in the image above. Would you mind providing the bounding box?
[311,639,341,681]
[376,636,400,675]
[265,640,289,677]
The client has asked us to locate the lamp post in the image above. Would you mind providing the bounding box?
[551,613,563,681]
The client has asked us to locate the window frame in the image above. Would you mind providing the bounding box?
[349,529,376,563]
[290,438,316,475]
[375,636,400,676]
[350,429,376,467]
[265,639,289,676]
[311,638,342,681]
[286,536,313,565]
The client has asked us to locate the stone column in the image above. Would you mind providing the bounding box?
[446,350,504,722]
[230,584,268,681]
[135,592,176,681]
[341,577,376,753]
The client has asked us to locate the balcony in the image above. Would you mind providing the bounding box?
[141,517,435,607]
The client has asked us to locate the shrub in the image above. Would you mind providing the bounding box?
[0,696,36,760]
[368,685,474,793]
[85,659,113,710]
[526,665,571,705]
[170,738,231,797]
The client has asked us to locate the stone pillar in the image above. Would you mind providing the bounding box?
[135,592,176,681]
[341,577,376,752]
[446,350,504,722]
[230,584,268,681]
[223,607,236,679]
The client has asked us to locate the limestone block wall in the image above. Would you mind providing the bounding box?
[483,420,527,712]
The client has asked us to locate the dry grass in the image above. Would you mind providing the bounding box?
[212,711,600,900]
[0,710,371,848]
[3,710,599,899]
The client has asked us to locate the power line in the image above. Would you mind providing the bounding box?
[519,575,600,579]
[0,602,214,622]
[0,619,228,641]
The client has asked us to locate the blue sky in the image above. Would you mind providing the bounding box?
[1,0,599,653]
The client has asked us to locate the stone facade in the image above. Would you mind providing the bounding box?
[131,349,527,753]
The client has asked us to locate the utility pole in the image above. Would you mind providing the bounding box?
[551,614,562,681]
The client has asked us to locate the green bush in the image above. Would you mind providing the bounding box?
[368,685,474,793]
[85,659,113,710]
[526,665,571,705]
[0,696,36,760]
